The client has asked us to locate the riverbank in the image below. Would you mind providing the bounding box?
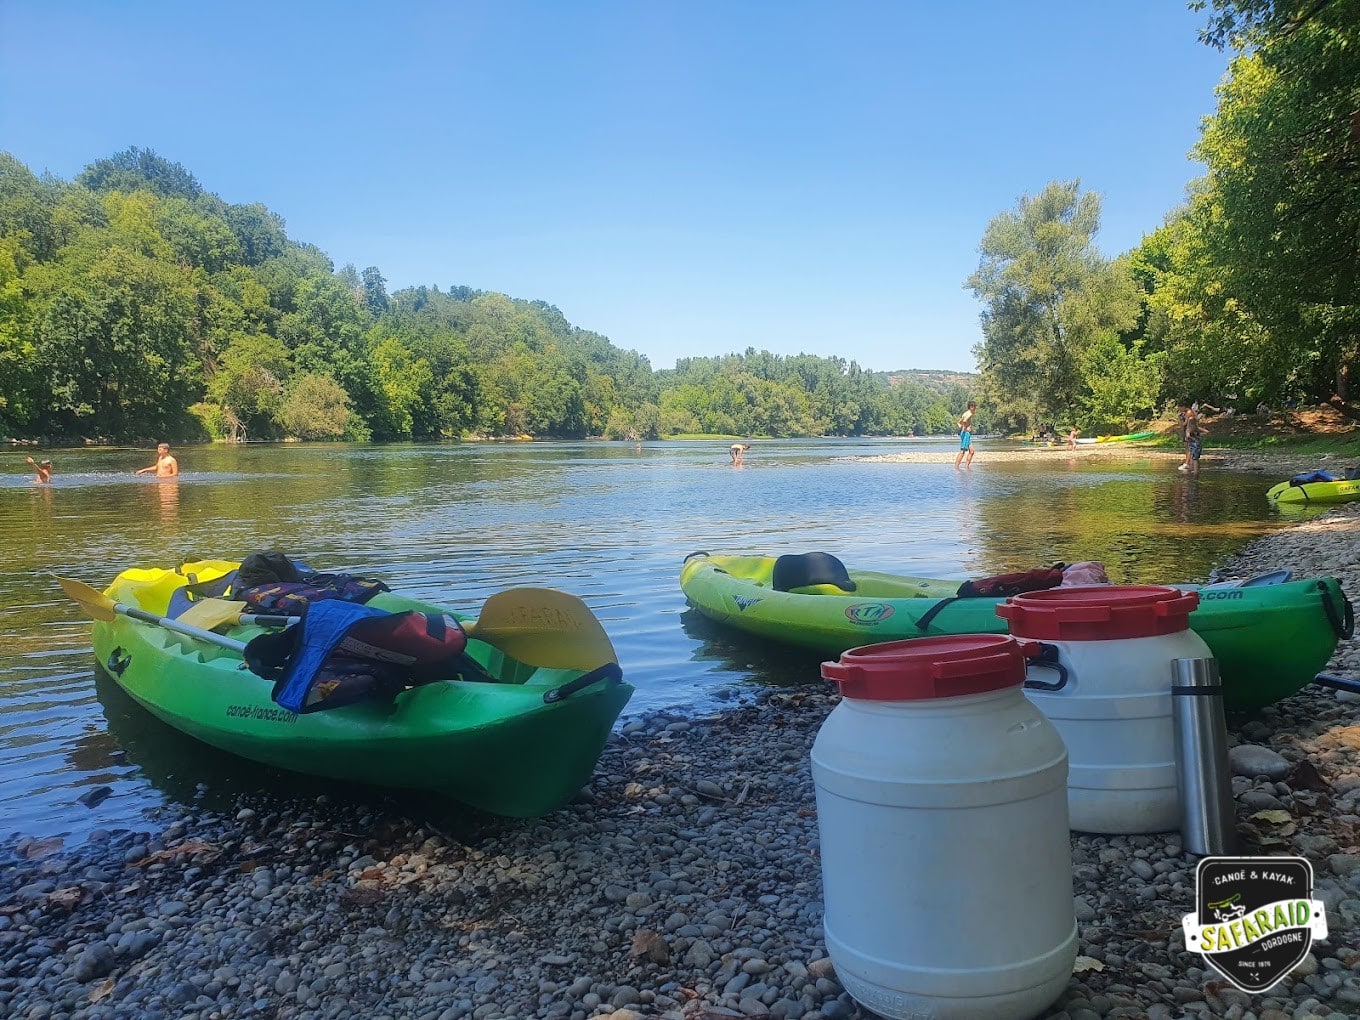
[857,439,1354,477]
[3,512,1359,1020]
[862,402,1359,477]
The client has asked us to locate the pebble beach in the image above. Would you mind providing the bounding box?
[3,454,1359,1020]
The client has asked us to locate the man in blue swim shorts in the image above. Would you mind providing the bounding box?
[955,401,977,469]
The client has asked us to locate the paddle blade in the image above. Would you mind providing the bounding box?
[468,587,617,671]
[54,575,118,622]
[178,598,250,630]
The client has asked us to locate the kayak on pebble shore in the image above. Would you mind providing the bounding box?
[68,558,632,818]
[679,551,1353,713]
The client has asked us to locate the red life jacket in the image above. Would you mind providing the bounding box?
[956,565,1066,599]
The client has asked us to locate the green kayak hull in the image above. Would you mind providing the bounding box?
[91,562,632,818]
[1095,430,1158,442]
[680,553,1352,713]
[1267,478,1360,505]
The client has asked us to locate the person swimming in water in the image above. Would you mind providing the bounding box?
[26,456,53,483]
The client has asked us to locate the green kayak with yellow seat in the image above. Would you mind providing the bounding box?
[86,560,632,817]
[679,552,1352,712]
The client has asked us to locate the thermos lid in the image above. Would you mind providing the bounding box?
[821,634,1035,701]
[996,585,1200,641]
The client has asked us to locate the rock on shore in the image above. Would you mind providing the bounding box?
[2,507,1359,1020]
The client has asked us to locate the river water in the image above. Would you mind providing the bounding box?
[0,438,1314,840]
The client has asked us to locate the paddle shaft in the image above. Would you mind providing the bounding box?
[1314,672,1360,696]
[118,603,247,654]
[241,613,298,627]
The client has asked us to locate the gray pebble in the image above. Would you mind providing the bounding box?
[71,943,115,982]
[1229,744,1292,780]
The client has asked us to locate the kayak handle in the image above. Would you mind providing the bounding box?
[1319,581,1355,639]
[106,647,130,677]
[1023,643,1069,692]
[543,662,624,704]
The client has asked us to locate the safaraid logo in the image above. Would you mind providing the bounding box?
[1182,856,1329,993]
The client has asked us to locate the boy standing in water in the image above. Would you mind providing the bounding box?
[954,402,977,469]
[135,442,179,477]
[1178,405,1202,473]
[1184,414,1208,475]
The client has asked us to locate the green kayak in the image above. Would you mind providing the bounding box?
[89,561,632,817]
[1267,476,1360,505]
[680,552,1353,712]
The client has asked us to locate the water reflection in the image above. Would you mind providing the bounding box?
[89,666,337,809]
[0,440,1312,840]
[87,669,496,843]
[154,479,179,525]
[679,610,832,690]
[970,463,1281,583]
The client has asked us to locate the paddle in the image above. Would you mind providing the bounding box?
[55,575,247,654]
[465,586,618,671]
[181,587,620,670]
[176,598,298,631]
[58,576,617,672]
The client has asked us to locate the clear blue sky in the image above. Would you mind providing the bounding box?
[0,1,1229,373]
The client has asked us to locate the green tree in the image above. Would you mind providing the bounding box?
[223,203,287,265]
[0,151,61,261]
[361,266,389,317]
[0,238,35,431]
[967,180,1142,431]
[1192,0,1360,399]
[1129,199,1276,406]
[77,147,202,200]
[27,212,203,436]
[368,334,434,437]
[205,333,291,440]
[278,372,355,439]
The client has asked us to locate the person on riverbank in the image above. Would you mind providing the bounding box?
[954,402,977,469]
[1066,427,1079,450]
[135,442,179,477]
[25,456,52,483]
[729,442,751,465]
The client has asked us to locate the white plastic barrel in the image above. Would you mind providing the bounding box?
[996,585,1213,835]
[813,635,1077,1020]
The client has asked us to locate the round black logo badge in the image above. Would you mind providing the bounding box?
[1182,856,1328,993]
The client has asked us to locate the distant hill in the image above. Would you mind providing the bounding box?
[879,369,979,395]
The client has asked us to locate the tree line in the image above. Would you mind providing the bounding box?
[970,0,1358,435]
[0,150,966,443]
[4,1,1351,443]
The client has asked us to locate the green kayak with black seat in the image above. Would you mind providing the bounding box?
[86,560,632,818]
[1267,470,1360,506]
[680,552,1353,712]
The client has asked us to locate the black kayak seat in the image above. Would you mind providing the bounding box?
[772,552,857,593]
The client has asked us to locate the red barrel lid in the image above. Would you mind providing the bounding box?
[821,634,1037,701]
[996,585,1200,641]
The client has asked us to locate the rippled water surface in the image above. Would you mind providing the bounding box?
[0,439,1315,840]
